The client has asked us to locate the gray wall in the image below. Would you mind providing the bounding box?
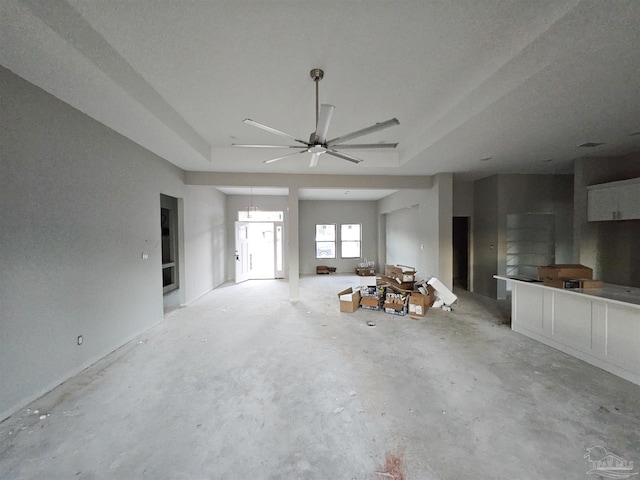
[299,200,378,274]
[473,176,500,298]
[453,179,474,217]
[0,66,226,420]
[473,174,574,298]
[574,154,640,287]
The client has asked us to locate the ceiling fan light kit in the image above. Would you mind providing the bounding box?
[233,68,399,167]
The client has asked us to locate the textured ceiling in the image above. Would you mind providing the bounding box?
[2,0,640,181]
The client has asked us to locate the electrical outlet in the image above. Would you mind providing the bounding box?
[77,335,83,345]
[141,252,149,260]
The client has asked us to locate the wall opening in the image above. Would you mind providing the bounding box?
[453,216,469,290]
[161,194,181,313]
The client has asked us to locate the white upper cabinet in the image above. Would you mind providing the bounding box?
[587,178,640,221]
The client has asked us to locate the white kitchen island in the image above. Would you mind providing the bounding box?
[495,276,640,385]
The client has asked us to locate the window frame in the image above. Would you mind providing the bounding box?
[315,223,336,259]
[340,223,362,259]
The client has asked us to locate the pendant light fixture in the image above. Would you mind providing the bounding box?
[246,187,258,218]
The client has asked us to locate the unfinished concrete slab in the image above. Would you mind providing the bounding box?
[1,275,638,479]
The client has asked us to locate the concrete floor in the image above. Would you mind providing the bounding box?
[1,274,639,479]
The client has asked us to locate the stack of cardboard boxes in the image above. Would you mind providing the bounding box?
[340,264,443,318]
[381,265,416,316]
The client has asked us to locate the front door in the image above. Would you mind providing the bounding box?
[235,221,250,283]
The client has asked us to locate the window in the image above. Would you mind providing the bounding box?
[341,224,361,258]
[238,210,284,222]
[315,224,336,258]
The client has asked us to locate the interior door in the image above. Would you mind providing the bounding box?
[235,221,250,283]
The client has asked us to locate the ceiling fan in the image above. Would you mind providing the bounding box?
[232,68,399,167]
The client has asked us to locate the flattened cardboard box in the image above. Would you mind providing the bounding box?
[379,274,415,291]
[338,287,361,313]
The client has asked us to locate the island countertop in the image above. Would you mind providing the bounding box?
[494,275,640,309]
[495,275,640,386]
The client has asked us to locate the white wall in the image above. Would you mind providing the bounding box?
[183,186,226,301]
[386,206,420,270]
[0,66,226,420]
[379,174,454,287]
[299,200,378,274]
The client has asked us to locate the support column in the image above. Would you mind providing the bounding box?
[288,187,300,302]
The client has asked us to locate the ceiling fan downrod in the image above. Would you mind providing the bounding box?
[310,68,324,133]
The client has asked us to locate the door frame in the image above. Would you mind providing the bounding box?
[160,194,186,307]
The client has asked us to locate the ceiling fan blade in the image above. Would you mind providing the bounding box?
[243,119,308,145]
[326,118,399,146]
[326,150,363,164]
[331,142,398,149]
[263,150,307,164]
[309,152,321,168]
[232,144,303,148]
[315,104,335,143]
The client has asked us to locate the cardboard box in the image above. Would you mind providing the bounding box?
[360,285,386,298]
[385,265,417,284]
[579,279,603,289]
[355,267,376,276]
[338,287,361,313]
[408,292,434,317]
[360,285,378,297]
[543,278,582,289]
[538,264,593,281]
[427,277,457,306]
[379,274,415,291]
[360,295,383,310]
[545,278,603,289]
[316,265,336,274]
[383,291,409,316]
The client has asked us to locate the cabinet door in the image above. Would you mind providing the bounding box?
[588,179,640,221]
[588,186,618,221]
[617,182,640,220]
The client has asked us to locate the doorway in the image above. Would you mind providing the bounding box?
[453,216,469,290]
[235,212,284,283]
[161,194,182,313]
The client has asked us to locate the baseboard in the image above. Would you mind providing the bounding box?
[0,316,164,423]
